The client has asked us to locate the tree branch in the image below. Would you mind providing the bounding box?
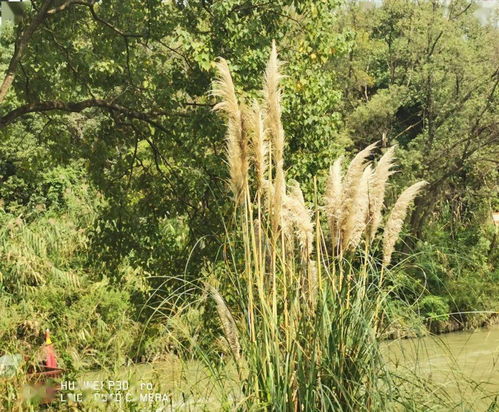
[0,0,54,104]
[0,0,101,105]
[0,98,184,147]
[46,0,97,15]
[88,4,143,38]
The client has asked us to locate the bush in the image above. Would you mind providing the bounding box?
[0,167,143,370]
[418,295,449,323]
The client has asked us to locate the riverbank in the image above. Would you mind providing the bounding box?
[385,312,499,340]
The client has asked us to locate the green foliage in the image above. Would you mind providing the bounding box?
[383,299,426,338]
[1,0,494,326]
[0,1,353,295]
[334,0,498,328]
[347,84,409,140]
[408,205,498,324]
[0,1,497,408]
[338,0,498,234]
[418,295,449,322]
[0,166,144,369]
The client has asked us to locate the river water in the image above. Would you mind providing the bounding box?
[76,326,499,409]
[384,325,499,409]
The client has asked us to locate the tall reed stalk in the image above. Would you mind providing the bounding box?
[211,42,426,410]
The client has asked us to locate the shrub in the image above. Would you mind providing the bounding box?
[418,295,449,323]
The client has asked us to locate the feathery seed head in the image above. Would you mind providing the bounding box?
[248,101,268,191]
[382,181,428,266]
[207,284,240,359]
[367,146,397,242]
[212,58,248,202]
[263,41,285,167]
[342,165,373,251]
[325,155,344,250]
[284,180,314,258]
[340,142,378,251]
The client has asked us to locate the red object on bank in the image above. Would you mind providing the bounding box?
[25,329,64,404]
[42,329,58,368]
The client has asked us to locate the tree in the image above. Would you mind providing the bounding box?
[337,0,498,239]
[0,0,348,294]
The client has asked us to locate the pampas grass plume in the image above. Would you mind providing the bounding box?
[262,41,286,232]
[248,101,268,192]
[325,155,343,250]
[340,142,378,249]
[382,181,428,266]
[212,58,248,201]
[368,146,397,242]
[343,165,373,251]
[286,181,314,257]
[207,284,241,359]
[263,40,284,166]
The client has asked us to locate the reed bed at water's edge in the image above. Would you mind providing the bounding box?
[207,41,431,411]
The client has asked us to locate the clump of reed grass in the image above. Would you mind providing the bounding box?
[210,42,427,410]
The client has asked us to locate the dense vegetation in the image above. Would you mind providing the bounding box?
[0,0,497,409]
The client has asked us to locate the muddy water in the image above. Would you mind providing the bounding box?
[384,325,499,408]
